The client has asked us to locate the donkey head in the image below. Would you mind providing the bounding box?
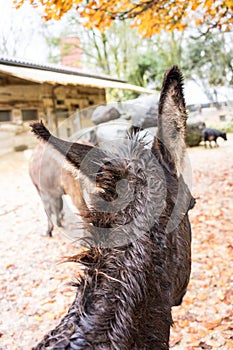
[31,66,191,238]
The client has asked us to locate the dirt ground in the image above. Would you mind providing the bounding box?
[0,134,232,349]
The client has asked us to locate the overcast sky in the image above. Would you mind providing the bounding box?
[0,0,66,63]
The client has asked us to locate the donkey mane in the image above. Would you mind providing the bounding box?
[31,66,194,350]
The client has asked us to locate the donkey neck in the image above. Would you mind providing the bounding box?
[64,231,172,350]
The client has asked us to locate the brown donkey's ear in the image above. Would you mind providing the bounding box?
[30,121,104,177]
[153,66,187,176]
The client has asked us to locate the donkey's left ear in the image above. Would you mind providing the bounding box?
[30,121,106,178]
[153,66,187,176]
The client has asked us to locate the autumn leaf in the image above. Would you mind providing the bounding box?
[202,319,223,330]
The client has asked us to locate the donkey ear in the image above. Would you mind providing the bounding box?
[153,66,187,176]
[30,121,97,176]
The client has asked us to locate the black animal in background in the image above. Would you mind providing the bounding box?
[202,128,227,148]
[30,66,195,350]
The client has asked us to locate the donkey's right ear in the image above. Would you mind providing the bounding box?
[152,66,187,176]
[31,121,103,177]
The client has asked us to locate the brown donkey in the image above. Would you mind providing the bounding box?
[30,66,195,350]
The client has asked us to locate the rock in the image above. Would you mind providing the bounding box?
[95,120,131,144]
[91,94,159,128]
[91,105,121,124]
[185,118,206,147]
[120,95,158,128]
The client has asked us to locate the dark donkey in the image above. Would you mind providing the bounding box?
[30,66,195,350]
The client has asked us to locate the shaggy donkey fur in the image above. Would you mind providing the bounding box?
[30,66,195,350]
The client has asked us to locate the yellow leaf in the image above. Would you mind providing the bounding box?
[203,319,222,330]
[179,319,189,327]
[34,316,43,322]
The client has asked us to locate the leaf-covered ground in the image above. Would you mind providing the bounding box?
[0,135,232,349]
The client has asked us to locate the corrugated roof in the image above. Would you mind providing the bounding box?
[0,57,125,83]
[0,58,156,95]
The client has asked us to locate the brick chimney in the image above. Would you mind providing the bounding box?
[60,37,82,68]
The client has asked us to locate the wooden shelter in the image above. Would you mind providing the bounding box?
[0,58,154,154]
